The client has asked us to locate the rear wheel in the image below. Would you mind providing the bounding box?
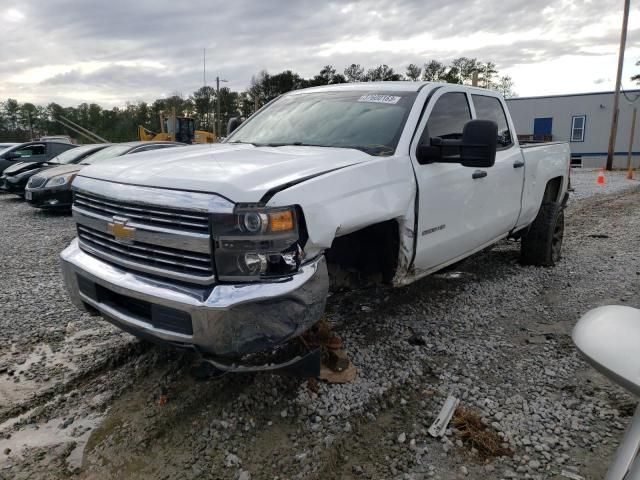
[520,202,564,266]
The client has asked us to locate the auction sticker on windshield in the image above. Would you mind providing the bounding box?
[358,94,402,104]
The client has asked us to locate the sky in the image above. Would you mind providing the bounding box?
[2,0,640,107]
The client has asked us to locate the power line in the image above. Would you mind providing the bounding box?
[621,83,640,104]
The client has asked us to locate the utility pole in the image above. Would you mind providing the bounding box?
[57,115,108,142]
[203,48,210,132]
[471,71,479,87]
[606,0,630,171]
[627,107,637,178]
[216,76,228,139]
[27,112,33,141]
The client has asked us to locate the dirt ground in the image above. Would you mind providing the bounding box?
[1,184,639,480]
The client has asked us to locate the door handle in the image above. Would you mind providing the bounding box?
[513,160,525,168]
[472,170,487,179]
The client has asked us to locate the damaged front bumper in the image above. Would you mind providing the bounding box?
[60,238,329,358]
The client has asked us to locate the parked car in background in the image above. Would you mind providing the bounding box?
[1,144,110,196]
[0,141,76,175]
[39,135,74,144]
[0,143,19,151]
[26,141,183,210]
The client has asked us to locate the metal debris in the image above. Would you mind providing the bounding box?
[304,318,357,383]
[560,469,585,480]
[428,395,460,438]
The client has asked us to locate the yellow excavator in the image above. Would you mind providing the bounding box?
[138,109,216,144]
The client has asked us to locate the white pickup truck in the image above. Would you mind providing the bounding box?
[61,82,570,367]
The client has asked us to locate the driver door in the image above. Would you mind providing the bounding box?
[410,88,487,273]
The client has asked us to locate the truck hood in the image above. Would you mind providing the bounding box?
[4,161,43,176]
[77,143,370,203]
[36,164,84,180]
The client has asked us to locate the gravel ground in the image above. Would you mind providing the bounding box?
[569,168,640,199]
[0,180,639,480]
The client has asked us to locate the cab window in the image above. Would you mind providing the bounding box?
[472,95,512,148]
[425,92,472,140]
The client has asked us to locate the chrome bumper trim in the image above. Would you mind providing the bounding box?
[73,176,235,213]
[61,239,329,357]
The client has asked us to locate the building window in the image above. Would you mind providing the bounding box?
[571,156,582,168]
[571,115,586,142]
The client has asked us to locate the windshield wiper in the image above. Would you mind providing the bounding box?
[256,142,304,147]
[241,142,394,156]
[259,142,332,148]
[338,145,395,156]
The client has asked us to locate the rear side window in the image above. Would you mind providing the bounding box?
[14,145,45,157]
[52,143,75,155]
[426,92,472,140]
[472,95,512,147]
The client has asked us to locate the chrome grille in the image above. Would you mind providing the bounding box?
[28,175,47,188]
[74,191,210,234]
[77,225,214,280]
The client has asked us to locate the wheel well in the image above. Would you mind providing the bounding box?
[325,219,399,288]
[543,176,563,203]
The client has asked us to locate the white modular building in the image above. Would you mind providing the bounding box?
[507,90,640,168]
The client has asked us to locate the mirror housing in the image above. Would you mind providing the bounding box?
[5,152,20,160]
[573,305,640,397]
[416,119,498,168]
[227,116,243,135]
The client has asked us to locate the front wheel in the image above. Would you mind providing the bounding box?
[520,202,564,266]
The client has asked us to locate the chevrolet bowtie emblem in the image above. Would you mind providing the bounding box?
[107,218,135,242]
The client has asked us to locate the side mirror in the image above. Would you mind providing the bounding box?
[416,120,498,168]
[5,152,20,160]
[573,305,640,397]
[227,117,242,135]
[458,119,498,168]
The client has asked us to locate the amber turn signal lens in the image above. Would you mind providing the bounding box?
[269,210,294,232]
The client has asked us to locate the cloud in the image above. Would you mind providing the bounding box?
[1,0,639,105]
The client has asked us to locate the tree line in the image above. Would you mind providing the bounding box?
[0,58,516,143]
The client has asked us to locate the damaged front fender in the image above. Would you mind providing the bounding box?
[266,155,418,278]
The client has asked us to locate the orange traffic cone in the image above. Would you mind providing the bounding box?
[596,168,606,185]
[627,167,635,180]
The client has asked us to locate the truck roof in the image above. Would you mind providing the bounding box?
[288,81,499,96]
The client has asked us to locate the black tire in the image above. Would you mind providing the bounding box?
[520,202,564,266]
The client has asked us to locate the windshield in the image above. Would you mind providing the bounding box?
[227,91,418,156]
[50,145,103,165]
[82,145,131,164]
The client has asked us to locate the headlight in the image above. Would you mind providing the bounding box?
[212,205,304,280]
[45,174,75,187]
